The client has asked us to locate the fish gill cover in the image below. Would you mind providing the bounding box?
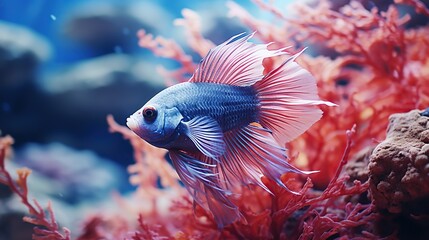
[1,0,429,239]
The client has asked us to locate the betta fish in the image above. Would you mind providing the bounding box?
[127,33,335,228]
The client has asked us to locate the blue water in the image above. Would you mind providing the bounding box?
[0,0,263,196]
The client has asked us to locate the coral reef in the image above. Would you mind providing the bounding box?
[0,136,70,240]
[138,0,429,189]
[107,118,372,239]
[243,0,429,188]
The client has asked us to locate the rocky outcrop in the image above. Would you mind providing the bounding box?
[369,109,429,217]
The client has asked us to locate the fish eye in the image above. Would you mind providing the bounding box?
[143,106,157,122]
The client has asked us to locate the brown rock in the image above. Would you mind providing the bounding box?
[345,146,372,183]
[369,110,429,217]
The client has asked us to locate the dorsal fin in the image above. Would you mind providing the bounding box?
[189,33,286,86]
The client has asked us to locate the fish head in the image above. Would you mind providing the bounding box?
[126,102,182,146]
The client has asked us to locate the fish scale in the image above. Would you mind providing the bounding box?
[157,82,260,132]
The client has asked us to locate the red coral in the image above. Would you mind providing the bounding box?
[107,115,180,193]
[132,215,168,240]
[226,0,429,189]
[137,29,196,85]
[76,216,105,240]
[173,9,215,57]
[299,203,376,240]
[288,1,424,187]
[0,136,71,240]
[119,125,372,239]
[77,214,131,240]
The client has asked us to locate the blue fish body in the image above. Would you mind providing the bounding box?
[140,82,259,152]
[170,83,259,131]
[127,33,335,228]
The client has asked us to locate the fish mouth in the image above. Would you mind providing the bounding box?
[126,116,139,132]
[126,115,150,140]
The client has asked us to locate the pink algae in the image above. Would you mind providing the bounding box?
[1,0,429,239]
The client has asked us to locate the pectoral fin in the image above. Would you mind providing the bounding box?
[180,116,225,159]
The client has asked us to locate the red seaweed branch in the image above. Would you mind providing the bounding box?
[131,214,168,240]
[299,203,376,240]
[227,0,429,189]
[107,115,181,194]
[174,9,215,57]
[264,125,374,239]
[0,136,71,240]
[137,29,196,85]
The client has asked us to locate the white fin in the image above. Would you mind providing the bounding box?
[181,116,225,159]
[208,125,316,194]
[254,52,336,145]
[169,150,241,228]
[189,33,286,86]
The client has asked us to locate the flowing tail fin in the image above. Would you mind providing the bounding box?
[254,51,336,145]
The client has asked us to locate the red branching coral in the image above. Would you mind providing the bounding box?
[266,127,373,239]
[173,9,216,58]
[107,115,182,195]
[77,214,136,240]
[0,136,71,240]
[225,0,429,189]
[137,29,196,85]
[107,119,372,239]
[131,214,169,240]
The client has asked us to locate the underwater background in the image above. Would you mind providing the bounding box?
[1,0,429,239]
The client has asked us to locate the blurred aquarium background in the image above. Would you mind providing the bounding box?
[0,0,265,238]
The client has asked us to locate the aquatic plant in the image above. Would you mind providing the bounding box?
[0,136,71,240]
[1,0,429,239]
[226,0,429,188]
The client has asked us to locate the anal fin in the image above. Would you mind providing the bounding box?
[216,125,316,194]
[169,150,241,228]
